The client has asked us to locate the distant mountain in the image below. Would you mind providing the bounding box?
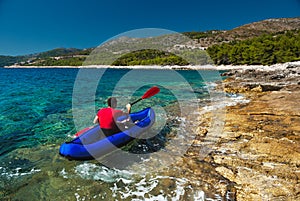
[37,48,92,58]
[0,48,93,67]
[184,17,300,47]
[83,34,211,66]
[1,17,299,67]
[0,55,26,67]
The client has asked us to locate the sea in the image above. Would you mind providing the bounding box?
[0,67,245,200]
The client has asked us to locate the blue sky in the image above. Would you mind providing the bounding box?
[0,0,299,56]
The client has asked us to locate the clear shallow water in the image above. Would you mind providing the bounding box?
[0,68,236,200]
[0,68,78,156]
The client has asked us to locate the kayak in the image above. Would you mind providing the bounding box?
[59,107,155,160]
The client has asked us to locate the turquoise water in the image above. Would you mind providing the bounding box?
[0,68,233,200]
[0,68,77,156]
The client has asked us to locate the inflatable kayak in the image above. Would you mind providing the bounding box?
[59,107,155,160]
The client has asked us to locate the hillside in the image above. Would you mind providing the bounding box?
[111,49,190,66]
[0,48,93,67]
[0,55,26,67]
[1,17,300,67]
[207,29,300,65]
[83,34,213,66]
[184,17,300,47]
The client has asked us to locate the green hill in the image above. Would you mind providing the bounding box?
[111,49,190,66]
[0,48,93,67]
[184,17,300,47]
[207,30,300,65]
[0,55,26,67]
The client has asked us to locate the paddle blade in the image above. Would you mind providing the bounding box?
[142,86,160,99]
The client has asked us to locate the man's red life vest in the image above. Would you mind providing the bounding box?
[97,107,123,130]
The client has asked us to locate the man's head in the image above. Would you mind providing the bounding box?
[107,97,117,108]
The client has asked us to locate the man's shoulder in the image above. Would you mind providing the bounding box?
[98,107,109,114]
[98,107,122,114]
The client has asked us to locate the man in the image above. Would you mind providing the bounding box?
[93,97,131,136]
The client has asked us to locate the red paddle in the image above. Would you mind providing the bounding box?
[130,86,160,106]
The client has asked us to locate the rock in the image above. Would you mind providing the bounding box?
[206,63,300,199]
[153,62,300,200]
[215,167,235,181]
[259,83,283,91]
[286,61,300,69]
[270,74,285,80]
[221,71,237,77]
[195,127,208,136]
[250,85,263,92]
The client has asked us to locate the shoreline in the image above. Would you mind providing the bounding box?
[190,63,300,200]
[4,61,300,71]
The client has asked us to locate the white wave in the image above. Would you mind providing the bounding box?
[60,168,68,179]
[73,162,134,184]
[59,164,208,200]
[200,93,250,114]
[110,175,206,201]
[0,166,41,179]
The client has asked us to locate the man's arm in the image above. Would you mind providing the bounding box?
[93,115,99,124]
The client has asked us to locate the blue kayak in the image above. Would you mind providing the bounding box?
[59,107,155,160]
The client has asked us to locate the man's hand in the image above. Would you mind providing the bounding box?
[126,104,131,113]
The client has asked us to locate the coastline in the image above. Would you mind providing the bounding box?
[4,61,300,71]
[5,64,221,70]
[188,62,300,200]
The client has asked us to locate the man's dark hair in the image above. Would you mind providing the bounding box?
[107,97,117,108]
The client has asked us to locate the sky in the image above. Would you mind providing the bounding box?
[0,0,299,56]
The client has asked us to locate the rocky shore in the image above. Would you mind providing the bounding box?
[193,62,300,200]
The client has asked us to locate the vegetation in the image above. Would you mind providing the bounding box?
[0,55,25,67]
[0,48,93,67]
[37,48,92,58]
[112,49,189,66]
[207,30,300,65]
[183,30,222,40]
[24,56,86,66]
